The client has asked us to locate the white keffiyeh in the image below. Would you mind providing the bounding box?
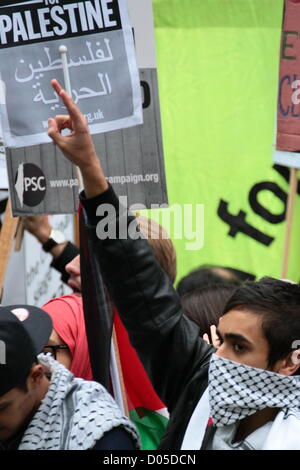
[182,354,300,450]
[18,354,140,450]
[209,354,300,426]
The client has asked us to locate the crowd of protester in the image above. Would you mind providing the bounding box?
[1,80,300,450]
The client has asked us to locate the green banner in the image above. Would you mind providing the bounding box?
[145,0,300,283]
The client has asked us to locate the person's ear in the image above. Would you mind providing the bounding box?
[27,364,45,387]
[274,350,300,376]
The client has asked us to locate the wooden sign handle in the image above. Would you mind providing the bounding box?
[0,200,19,299]
[281,168,298,279]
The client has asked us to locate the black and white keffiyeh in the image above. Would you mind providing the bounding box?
[208,354,300,427]
[18,354,140,450]
[181,354,300,450]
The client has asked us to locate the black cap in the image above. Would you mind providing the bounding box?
[0,305,53,397]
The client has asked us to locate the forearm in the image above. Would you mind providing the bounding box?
[78,160,108,199]
[24,216,68,261]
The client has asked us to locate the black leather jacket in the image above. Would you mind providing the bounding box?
[81,186,215,450]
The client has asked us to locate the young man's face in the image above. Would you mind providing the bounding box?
[216,310,271,370]
[0,365,48,442]
[0,384,37,441]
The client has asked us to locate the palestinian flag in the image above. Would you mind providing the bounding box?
[79,206,168,449]
[114,312,169,450]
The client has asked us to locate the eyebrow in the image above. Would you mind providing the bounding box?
[216,329,252,345]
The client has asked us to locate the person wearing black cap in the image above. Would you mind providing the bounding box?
[0,305,139,450]
[0,306,52,448]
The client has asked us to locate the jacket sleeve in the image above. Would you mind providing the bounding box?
[80,186,214,412]
[91,427,137,450]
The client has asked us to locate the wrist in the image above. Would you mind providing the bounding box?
[79,157,101,176]
[36,227,52,244]
[42,229,66,252]
[80,161,108,198]
[50,241,68,259]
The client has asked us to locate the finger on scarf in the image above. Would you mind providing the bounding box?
[203,333,210,344]
[210,325,220,348]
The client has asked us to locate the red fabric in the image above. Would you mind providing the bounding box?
[42,294,93,381]
[42,294,166,413]
[277,0,300,151]
[113,311,166,412]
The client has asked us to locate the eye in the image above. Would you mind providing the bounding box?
[233,343,246,353]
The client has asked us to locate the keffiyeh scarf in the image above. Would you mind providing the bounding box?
[209,354,300,426]
[18,354,140,450]
[182,354,300,450]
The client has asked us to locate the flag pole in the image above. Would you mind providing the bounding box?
[59,45,82,247]
[110,326,129,417]
[0,200,19,300]
[281,167,298,278]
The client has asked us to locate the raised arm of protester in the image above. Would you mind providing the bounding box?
[47,80,213,427]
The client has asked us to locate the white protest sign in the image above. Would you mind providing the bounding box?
[0,95,8,189]
[2,214,73,306]
[0,152,8,189]
[127,0,156,68]
[0,0,142,148]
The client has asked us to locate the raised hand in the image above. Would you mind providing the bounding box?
[23,215,51,244]
[48,79,97,168]
[203,325,221,349]
[48,79,108,197]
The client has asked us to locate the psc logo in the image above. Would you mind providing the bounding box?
[14,163,46,207]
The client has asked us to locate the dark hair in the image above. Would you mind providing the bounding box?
[223,277,300,370]
[177,265,241,297]
[16,359,39,393]
[16,381,29,393]
[182,283,238,337]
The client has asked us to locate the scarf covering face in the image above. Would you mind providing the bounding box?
[18,354,140,450]
[208,354,300,427]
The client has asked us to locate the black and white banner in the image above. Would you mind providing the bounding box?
[4,0,168,215]
[0,0,142,147]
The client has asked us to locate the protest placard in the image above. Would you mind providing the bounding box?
[273,0,300,168]
[5,0,168,215]
[2,214,73,306]
[0,0,142,148]
[0,119,8,189]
